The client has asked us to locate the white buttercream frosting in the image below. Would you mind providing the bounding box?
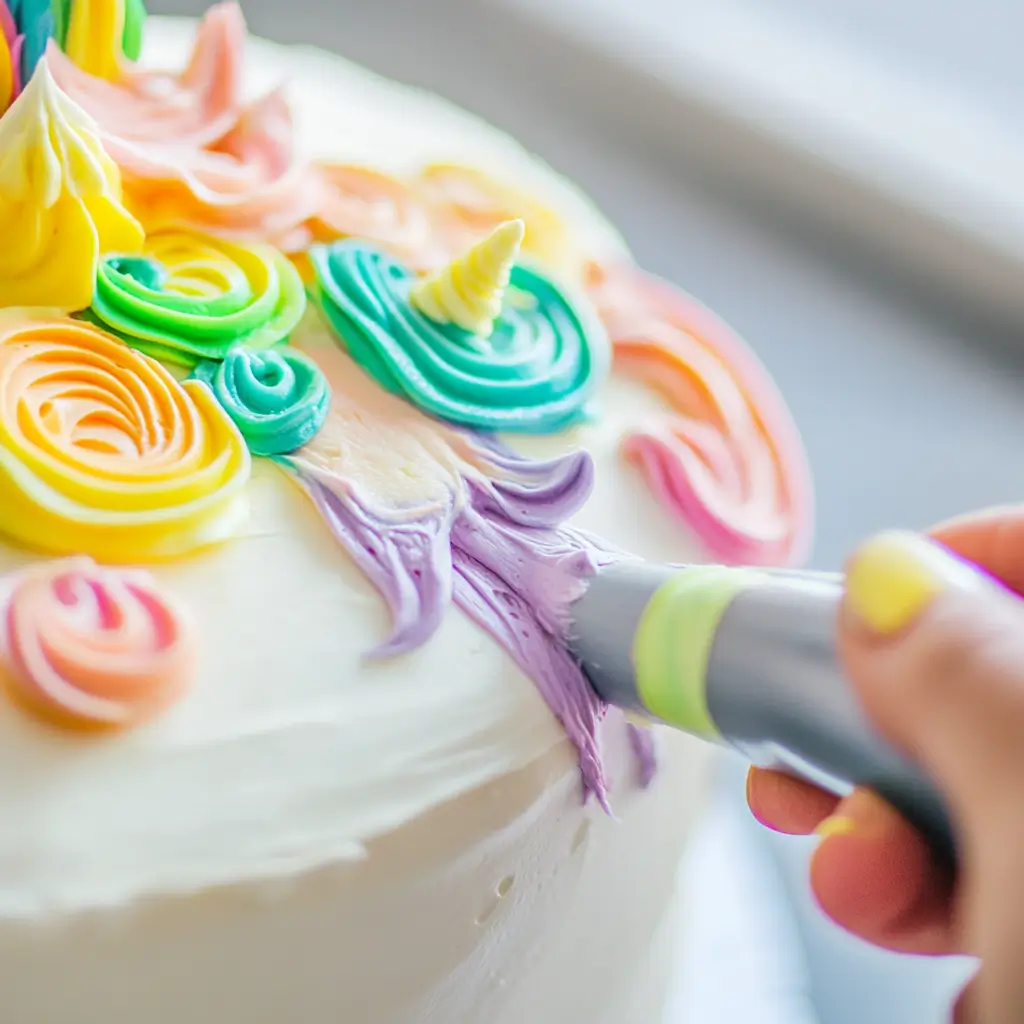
[0,17,713,1024]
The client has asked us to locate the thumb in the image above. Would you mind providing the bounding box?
[839,530,1024,832]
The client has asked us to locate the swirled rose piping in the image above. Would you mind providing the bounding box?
[0,312,251,562]
[2,556,196,730]
[310,232,610,433]
[192,345,330,456]
[90,230,306,366]
[586,262,812,566]
[0,59,143,311]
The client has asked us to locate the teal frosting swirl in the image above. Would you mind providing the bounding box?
[309,240,610,433]
[191,345,330,456]
[89,238,307,368]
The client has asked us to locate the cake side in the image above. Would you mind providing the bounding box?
[0,6,810,1022]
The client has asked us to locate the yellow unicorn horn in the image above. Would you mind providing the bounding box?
[410,219,525,337]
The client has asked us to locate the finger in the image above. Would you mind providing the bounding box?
[809,788,957,955]
[951,977,978,1024]
[841,531,1024,828]
[746,766,839,835]
[929,505,1024,595]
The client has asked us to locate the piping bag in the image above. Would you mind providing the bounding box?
[567,563,957,872]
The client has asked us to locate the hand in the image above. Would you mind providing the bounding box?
[746,508,1024,1023]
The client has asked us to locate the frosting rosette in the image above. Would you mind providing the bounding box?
[2,556,196,730]
[192,345,330,456]
[310,234,609,433]
[0,312,251,562]
[48,3,323,247]
[90,229,306,366]
[0,59,143,310]
[586,262,812,566]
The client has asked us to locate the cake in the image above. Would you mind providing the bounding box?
[0,5,812,1022]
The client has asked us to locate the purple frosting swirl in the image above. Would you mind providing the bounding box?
[283,439,655,806]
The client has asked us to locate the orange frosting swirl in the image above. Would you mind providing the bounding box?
[418,163,581,277]
[310,163,452,271]
[3,556,196,730]
[0,311,251,562]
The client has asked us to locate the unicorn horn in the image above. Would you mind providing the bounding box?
[410,218,525,337]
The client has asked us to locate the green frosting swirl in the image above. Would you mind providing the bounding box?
[309,240,610,433]
[89,237,306,367]
[191,345,330,456]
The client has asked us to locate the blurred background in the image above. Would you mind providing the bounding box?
[154,0,1022,1019]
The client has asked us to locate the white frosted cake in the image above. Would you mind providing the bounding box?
[0,5,811,1022]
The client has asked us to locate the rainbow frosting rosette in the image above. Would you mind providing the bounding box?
[310,219,610,434]
[89,229,306,366]
[0,310,251,562]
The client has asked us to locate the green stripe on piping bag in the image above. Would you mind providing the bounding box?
[633,566,764,737]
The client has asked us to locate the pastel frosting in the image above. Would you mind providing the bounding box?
[61,0,147,80]
[2,555,195,729]
[192,344,330,456]
[89,229,306,366]
[410,218,524,337]
[586,262,812,566]
[0,1,24,111]
[418,163,582,279]
[48,3,322,248]
[311,227,610,433]
[280,321,629,804]
[310,163,452,272]
[0,311,250,562]
[0,58,143,310]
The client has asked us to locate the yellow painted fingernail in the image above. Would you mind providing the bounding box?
[845,530,985,636]
[814,816,856,840]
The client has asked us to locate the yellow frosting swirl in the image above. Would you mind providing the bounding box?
[64,0,132,82]
[0,311,251,562]
[0,59,143,310]
[410,219,524,337]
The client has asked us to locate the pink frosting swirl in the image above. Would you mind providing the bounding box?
[48,2,322,247]
[586,262,813,566]
[2,557,197,730]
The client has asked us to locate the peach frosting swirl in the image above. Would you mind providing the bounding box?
[0,311,251,562]
[309,164,453,272]
[417,163,584,279]
[47,2,322,248]
[2,556,196,730]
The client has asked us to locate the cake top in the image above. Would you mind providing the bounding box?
[0,1,810,814]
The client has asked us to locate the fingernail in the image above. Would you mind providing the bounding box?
[814,815,856,840]
[845,530,986,636]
